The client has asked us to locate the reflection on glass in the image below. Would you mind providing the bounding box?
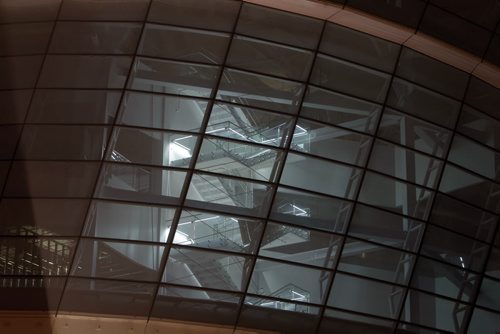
[207,103,294,147]
[319,308,395,334]
[83,200,177,242]
[163,246,251,291]
[0,90,32,124]
[468,307,500,334]
[174,210,264,253]
[0,125,21,160]
[0,56,44,89]
[0,22,53,56]
[129,57,219,97]
[457,105,500,151]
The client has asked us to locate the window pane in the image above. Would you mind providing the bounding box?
[319,308,395,334]
[0,22,53,56]
[358,171,434,220]
[29,90,121,124]
[270,186,352,233]
[0,56,43,89]
[0,0,60,23]
[139,24,229,64]
[119,92,207,132]
[328,273,404,319]
[320,23,399,72]
[368,140,442,188]
[217,68,304,114]
[0,90,32,124]
[248,259,330,305]
[50,22,141,54]
[0,125,22,159]
[185,172,273,217]
[259,222,343,268]
[0,162,8,190]
[311,54,391,103]
[421,225,489,272]
[16,125,109,160]
[465,77,500,119]
[486,247,500,279]
[60,0,150,20]
[83,200,177,242]
[129,57,219,98]
[4,161,99,197]
[378,108,451,158]
[280,152,362,199]
[195,137,283,182]
[0,199,88,236]
[206,103,294,147]
[227,35,314,81]
[163,246,251,291]
[349,204,425,252]
[95,163,186,205]
[338,238,415,284]
[469,307,500,334]
[174,210,264,254]
[0,277,64,311]
[107,127,197,168]
[388,78,460,128]
[39,55,132,89]
[292,118,372,166]
[301,86,381,134]
[457,106,500,151]
[71,239,164,281]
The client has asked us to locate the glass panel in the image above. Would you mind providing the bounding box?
[400,290,470,332]
[476,277,500,311]
[28,90,121,124]
[368,140,443,188]
[119,92,207,132]
[359,171,434,220]
[328,273,404,319]
[239,297,321,334]
[430,194,497,243]
[60,0,150,20]
[0,237,74,276]
[217,68,304,114]
[50,22,141,54]
[349,204,425,252]
[0,199,88,236]
[319,308,395,334]
[421,224,489,272]
[83,200,177,242]
[0,162,8,190]
[0,125,22,159]
[227,35,314,81]
[291,118,372,166]
[206,102,294,147]
[465,77,500,119]
[71,239,164,281]
[16,125,109,160]
[0,277,64,311]
[469,307,500,334]
[4,161,100,197]
[439,164,500,213]
[397,323,446,334]
[129,57,219,98]
[388,78,460,128]
[0,90,32,124]
[0,56,43,89]
[185,172,272,217]
[139,24,229,64]
[449,135,500,182]
[38,55,132,89]
[0,22,53,56]
[195,137,283,182]
[486,247,500,279]
[248,259,330,305]
[59,278,155,317]
[107,127,197,168]
[311,54,391,103]
[411,257,479,302]
[396,48,469,99]
[320,23,400,72]
[163,246,251,291]
[377,108,452,158]
[457,105,500,151]
[301,86,382,134]
[237,3,323,49]
[270,186,353,233]
[338,238,415,284]
[347,0,426,28]
[152,285,241,326]
[259,222,343,268]
[95,163,186,205]
[280,152,362,199]
[0,0,60,23]
[149,0,240,32]
[175,210,264,254]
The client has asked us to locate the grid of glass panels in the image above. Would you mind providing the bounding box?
[0,1,499,333]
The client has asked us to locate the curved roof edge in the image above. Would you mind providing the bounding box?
[245,0,500,89]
